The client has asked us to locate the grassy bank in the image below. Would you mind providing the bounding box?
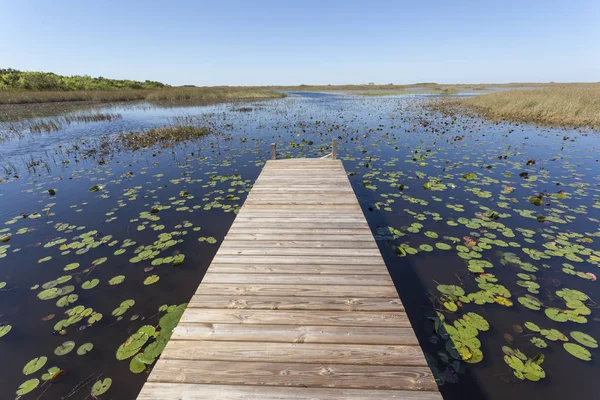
[462,86,600,127]
[145,87,285,104]
[0,87,285,105]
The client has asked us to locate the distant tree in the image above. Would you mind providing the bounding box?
[0,68,169,91]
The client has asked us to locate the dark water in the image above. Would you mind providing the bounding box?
[0,92,598,399]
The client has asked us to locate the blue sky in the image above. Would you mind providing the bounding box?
[1,0,598,86]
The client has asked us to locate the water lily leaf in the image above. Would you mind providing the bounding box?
[563,342,592,361]
[108,275,125,285]
[518,295,542,310]
[524,321,540,332]
[0,325,12,338]
[77,342,94,355]
[437,284,465,296]
[570,331,598,349]
[54,340,76,356]
[91,378,112,396]
[531,337,547,348]
[37,287,61,300]
[41,366,61,381]
[545,308,569,322]
[116,331,150,360]
[129,354,147,373]
[16,378,39,395]
[143,275,160,285]
[23,356,47,375]
[82,279,100,289]
[64,262,80,271]
[463,312,490,331]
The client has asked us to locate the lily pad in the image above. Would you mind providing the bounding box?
[77,342,94,355]
[82,279,100,289]
[570,331,598,349]
[108,275,125,285]
[54,340,76,356]
[23,356,47,375]
[143,275,160,285]
[0,325,12,338]
[563,342,592,361]
[91,378,112,396]
[16,378,40,395]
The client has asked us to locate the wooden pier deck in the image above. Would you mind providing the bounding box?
[138,157,442,399]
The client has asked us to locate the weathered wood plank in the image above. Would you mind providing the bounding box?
[224,233,376,241]
[215,248,380,257]
[206,264,388,275]
[180,309,410,327]
[188,295,404,311]
[147,360,438,391]
[210,255,383,265]
[160,341,428,366]
[194,283,399,297]
[172,323,418,345]
[219,240,378,249]
[138,383,443,400]
[202,273,392,286]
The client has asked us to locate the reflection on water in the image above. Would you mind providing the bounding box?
[0,93,598,399]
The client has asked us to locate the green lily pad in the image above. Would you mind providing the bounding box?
[23,356,47,375]
[437,284,465,296]
[129,354,147,373]
[41,367,61,381]
[54,340,76,356]
[518,295,542,310]
[0,325,12,338]
[545,308,569,322]
[524,321,540,332]
[570,331,598,349]
[108,275,125,285]
[143,275,160,285]
[64,262,80,271]
[77,342,94,355]
[91,378,112,396]
[16,378,40,395]
[116,331,150,360]
[82,279,100,290]
[563,342,592,361]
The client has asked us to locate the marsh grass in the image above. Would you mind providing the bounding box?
[0,87,285,105]
[463,86,600,127]
[145,87,284,104]
[113,125,210,150]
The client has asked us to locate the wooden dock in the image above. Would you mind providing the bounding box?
[138,154,442,399]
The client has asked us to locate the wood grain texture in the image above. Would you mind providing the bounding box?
[172,324,419,345]
[160,341,428,366]
[148,360,438,391]
[180,309,410,327]
[138,383,443,400]
[189,295,404,311]
[138,159,440,399]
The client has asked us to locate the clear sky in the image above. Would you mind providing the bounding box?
[1,0,598,86]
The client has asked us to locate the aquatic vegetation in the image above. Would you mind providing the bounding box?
[503,348,546,381]
[115,304,186,373]
[0,92,598,399]
[91,378,112,396]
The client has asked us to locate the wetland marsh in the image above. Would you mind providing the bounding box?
[0,91,598,399]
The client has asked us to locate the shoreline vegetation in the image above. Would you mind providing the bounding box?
[432,85,600,129]
[2,69,599,128]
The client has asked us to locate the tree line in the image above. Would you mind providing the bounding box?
[0,68,169,91]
